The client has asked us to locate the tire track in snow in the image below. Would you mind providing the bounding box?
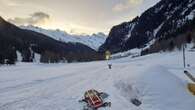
[0,63,107,110]
[0,64,101,94]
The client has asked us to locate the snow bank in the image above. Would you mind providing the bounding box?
[115,65,195,110]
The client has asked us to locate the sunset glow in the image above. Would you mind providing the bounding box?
[0,0,160,34]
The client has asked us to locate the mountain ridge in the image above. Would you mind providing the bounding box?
[20,25,106,51]
[0,17,103,64]
[99,0,195,53]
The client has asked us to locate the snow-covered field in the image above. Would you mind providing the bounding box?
[0,51,195,110]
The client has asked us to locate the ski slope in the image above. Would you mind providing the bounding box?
[0,51,195,110]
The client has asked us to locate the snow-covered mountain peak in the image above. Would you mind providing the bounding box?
[20,25,107,51]
[100,0,195,53]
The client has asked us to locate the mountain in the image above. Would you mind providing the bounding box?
[21,25,106,51]
[99,0,195,54]
[0,17,103,64]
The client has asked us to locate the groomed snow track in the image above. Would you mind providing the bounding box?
[0,51,195,110]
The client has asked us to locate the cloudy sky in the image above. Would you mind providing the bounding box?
[0,0,160,34]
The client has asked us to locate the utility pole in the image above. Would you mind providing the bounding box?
[183,44,186,68]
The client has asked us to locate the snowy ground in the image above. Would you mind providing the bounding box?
[0,51,195,110]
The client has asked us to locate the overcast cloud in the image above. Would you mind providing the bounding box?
[8,12,50,26]
[0,0,160,34]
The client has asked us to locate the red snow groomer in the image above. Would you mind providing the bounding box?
[80,89,111,110]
